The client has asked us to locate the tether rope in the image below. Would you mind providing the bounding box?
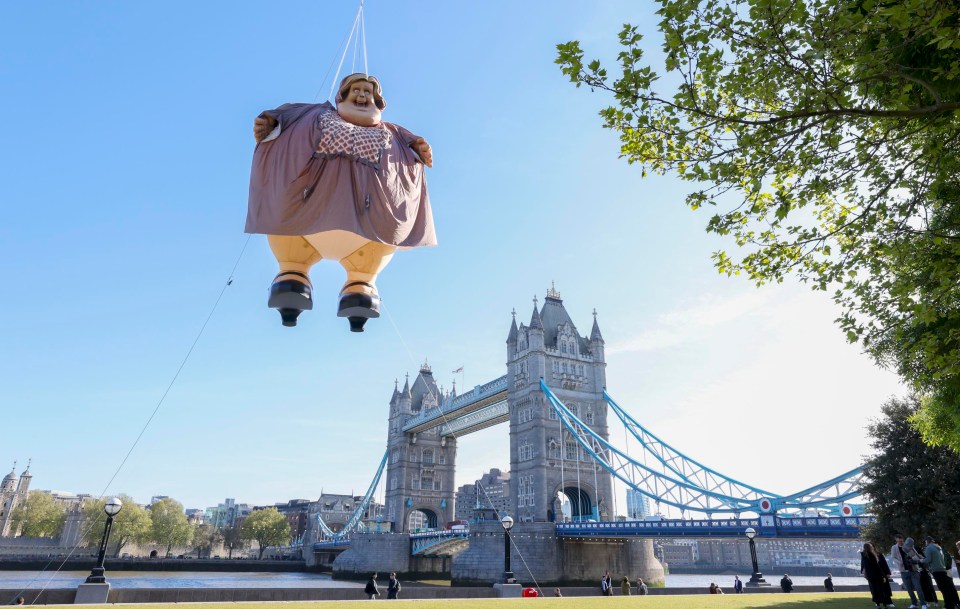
[6,234,252,606]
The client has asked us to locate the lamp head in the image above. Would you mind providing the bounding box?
[104,497,123,517]
[500,515,514,531]
[745,527,756,540]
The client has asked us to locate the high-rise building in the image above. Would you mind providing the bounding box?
[626,488,652,520]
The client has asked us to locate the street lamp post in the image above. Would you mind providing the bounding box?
[500,515,515,584]
[744,527,769,586]
[86,498,123,584]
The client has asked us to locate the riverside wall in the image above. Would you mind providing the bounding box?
[3,584,873,604]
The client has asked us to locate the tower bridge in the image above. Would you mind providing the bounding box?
[313,287,868,584]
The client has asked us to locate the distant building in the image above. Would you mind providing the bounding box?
[0,461,32,537]
[150,495,170,506]
[454,468,511,522]
[625,489,651,520]
[204,498,253,529]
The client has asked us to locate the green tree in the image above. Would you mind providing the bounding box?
[82,495,152,557]
[240,508,290,560]
[149,498,193,555]
[9,491,66,538]
[190,523,221,559]
[861,395,960,548]
[222,524,247,559]
[556,0,960,448]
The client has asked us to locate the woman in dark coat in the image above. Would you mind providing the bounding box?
[862,542,894,608]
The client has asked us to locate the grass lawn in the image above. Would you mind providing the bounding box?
[107,591,898,609]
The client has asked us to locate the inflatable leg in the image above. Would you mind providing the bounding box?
[337,241,396,332]
[267,235,322,327]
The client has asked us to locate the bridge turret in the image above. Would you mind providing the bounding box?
[590,310,605,363]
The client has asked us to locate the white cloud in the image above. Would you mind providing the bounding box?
[607,290,772,355]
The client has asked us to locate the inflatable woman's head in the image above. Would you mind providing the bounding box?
[336,73,386,126]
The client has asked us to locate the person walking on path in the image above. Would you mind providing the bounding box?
[863,542,896,608]
[621,576,632,596]
[824,573,835,592]
[387,572,401,600]
[733,575,743,593]
[637,577,648,595]
[553,588,562,597]
[924,536,959,609]
[601,572,611,596]
[780,574,794,593]
[893,534,929,609]
[364,573,380,600]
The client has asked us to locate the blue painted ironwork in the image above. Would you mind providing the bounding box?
[556,515,872,539]
[402,375,508,434]
[316,449,388,542]
[603,390,866,515]
[410,529,469,555]
[542,380,866,515]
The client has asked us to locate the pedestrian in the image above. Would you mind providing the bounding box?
[364,573,379,600]
[637,577,648,595]
[14,598,24,606]
[621,575,632,596]
[863,542,895,608]
[387,572,401,600]
[601,572,611,596]
[905,537,937,607]
[709,583,718,594]
[924,536,958,609]
[733,575,743,593]
[780,574,793,593]
[553,588,562,597]
[824,573,835,592]
[893,534,928,609]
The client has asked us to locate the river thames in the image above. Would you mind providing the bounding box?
[0,571,866,590]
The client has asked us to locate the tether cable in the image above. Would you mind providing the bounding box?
[6,234,252,605]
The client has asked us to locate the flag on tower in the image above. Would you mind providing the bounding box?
[452,366,464,374]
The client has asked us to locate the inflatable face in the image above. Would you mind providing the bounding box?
[335,73,385,127]
[337,80,382,127]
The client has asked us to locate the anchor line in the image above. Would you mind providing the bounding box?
[5,234,253,606]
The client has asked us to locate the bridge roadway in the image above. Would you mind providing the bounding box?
[556,515,872,539]
[401,375,509,435]
[313,516,871,556]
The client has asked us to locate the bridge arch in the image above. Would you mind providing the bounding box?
[406,506,440,532]
[551,483,597,522]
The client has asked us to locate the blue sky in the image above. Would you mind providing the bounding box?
[0,1,904,514]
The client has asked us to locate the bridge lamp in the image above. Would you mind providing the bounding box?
[500,515,515,584]
[744,527,768,586]
[86,498,123,584]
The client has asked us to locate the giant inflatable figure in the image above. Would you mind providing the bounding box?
[246,73,435,331]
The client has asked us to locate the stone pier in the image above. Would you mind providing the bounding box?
[452,521,665,586]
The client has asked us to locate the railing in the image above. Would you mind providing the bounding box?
[410,529,469,555]
[556,516,873,539]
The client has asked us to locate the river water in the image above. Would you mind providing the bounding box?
[0,571,867,590]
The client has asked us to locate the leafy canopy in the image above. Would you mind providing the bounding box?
[240,508,290,559]
[82,495,152,556]
[9,491,66,538]
[149,497,193,554]
[556,0,960,448]
[860,394,960,549]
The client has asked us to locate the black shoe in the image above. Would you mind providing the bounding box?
[337,282,380,333]
[268,271,312,327]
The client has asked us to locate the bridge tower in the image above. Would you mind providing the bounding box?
[506,286,613,523]
[384,362,458,533]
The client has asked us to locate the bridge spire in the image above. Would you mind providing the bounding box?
[529,297,543,330]
[590,309,604,343]
[507,308,519,343]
